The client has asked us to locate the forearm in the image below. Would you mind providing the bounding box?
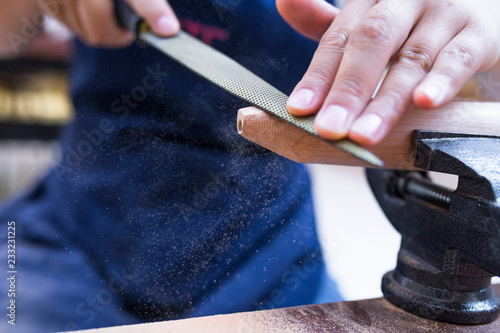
[0,1,40,57]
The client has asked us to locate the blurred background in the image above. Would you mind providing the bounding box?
[0,14,499,303]
[0,16,72,201]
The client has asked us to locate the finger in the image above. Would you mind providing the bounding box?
[349,14,460,146]
[78,0,134,47]
[39,0,84,38]
[314,0,421,140]
[287,0,374,117]
[127,0,180,37]
[276,0,339,41]
[414,29,495,109]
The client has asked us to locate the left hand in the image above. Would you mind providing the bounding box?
[277,0,500,146]
[38,0,179,48]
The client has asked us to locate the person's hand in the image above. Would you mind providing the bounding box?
[38,0,180,48]
[277,0,500,146]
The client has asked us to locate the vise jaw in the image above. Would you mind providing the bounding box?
[367,131,500,325]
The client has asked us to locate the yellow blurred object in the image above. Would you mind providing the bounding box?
[0,70,73,125]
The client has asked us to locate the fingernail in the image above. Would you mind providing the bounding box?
[316,105,350,136]
[350,114,383,139]
[288,89,315,110]
[421,82,446,105]
[157,16,180,35]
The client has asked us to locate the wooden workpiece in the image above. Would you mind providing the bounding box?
[237,101,500,170]
[80,285,500,332]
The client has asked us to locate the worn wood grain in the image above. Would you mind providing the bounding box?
[78,285,500,332]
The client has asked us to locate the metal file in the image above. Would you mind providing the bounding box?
[115,0,384,167]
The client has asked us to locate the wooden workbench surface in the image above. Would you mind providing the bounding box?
[80,284,500,333]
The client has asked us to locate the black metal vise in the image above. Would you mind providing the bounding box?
[367,131,500,325]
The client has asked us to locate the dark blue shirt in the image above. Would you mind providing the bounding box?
[6,0,326,321]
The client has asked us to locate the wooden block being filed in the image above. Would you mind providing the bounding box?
[237,101,500,170]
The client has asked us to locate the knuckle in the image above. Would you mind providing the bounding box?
[351,13,394,49]
[396,43,434,73]
[335,73,367,98]
[378,91,406,118]
[443,44,476,70]
[427,0,451,12]
[304,66,336,87]
[434,0,460,12]
[319,26,351,54]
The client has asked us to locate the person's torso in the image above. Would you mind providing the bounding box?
[43,0,322,319]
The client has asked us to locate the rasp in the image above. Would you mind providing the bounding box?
[114,0,384,167]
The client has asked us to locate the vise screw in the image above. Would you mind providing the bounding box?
[367,131,500,325]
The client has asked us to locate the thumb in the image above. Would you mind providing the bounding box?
[276,0,339,42]
[127,0,180,36]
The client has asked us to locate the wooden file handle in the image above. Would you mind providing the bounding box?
[237,101,500,170]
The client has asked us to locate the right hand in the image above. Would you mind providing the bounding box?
[38,0,180,48]
[278,0,500,147]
